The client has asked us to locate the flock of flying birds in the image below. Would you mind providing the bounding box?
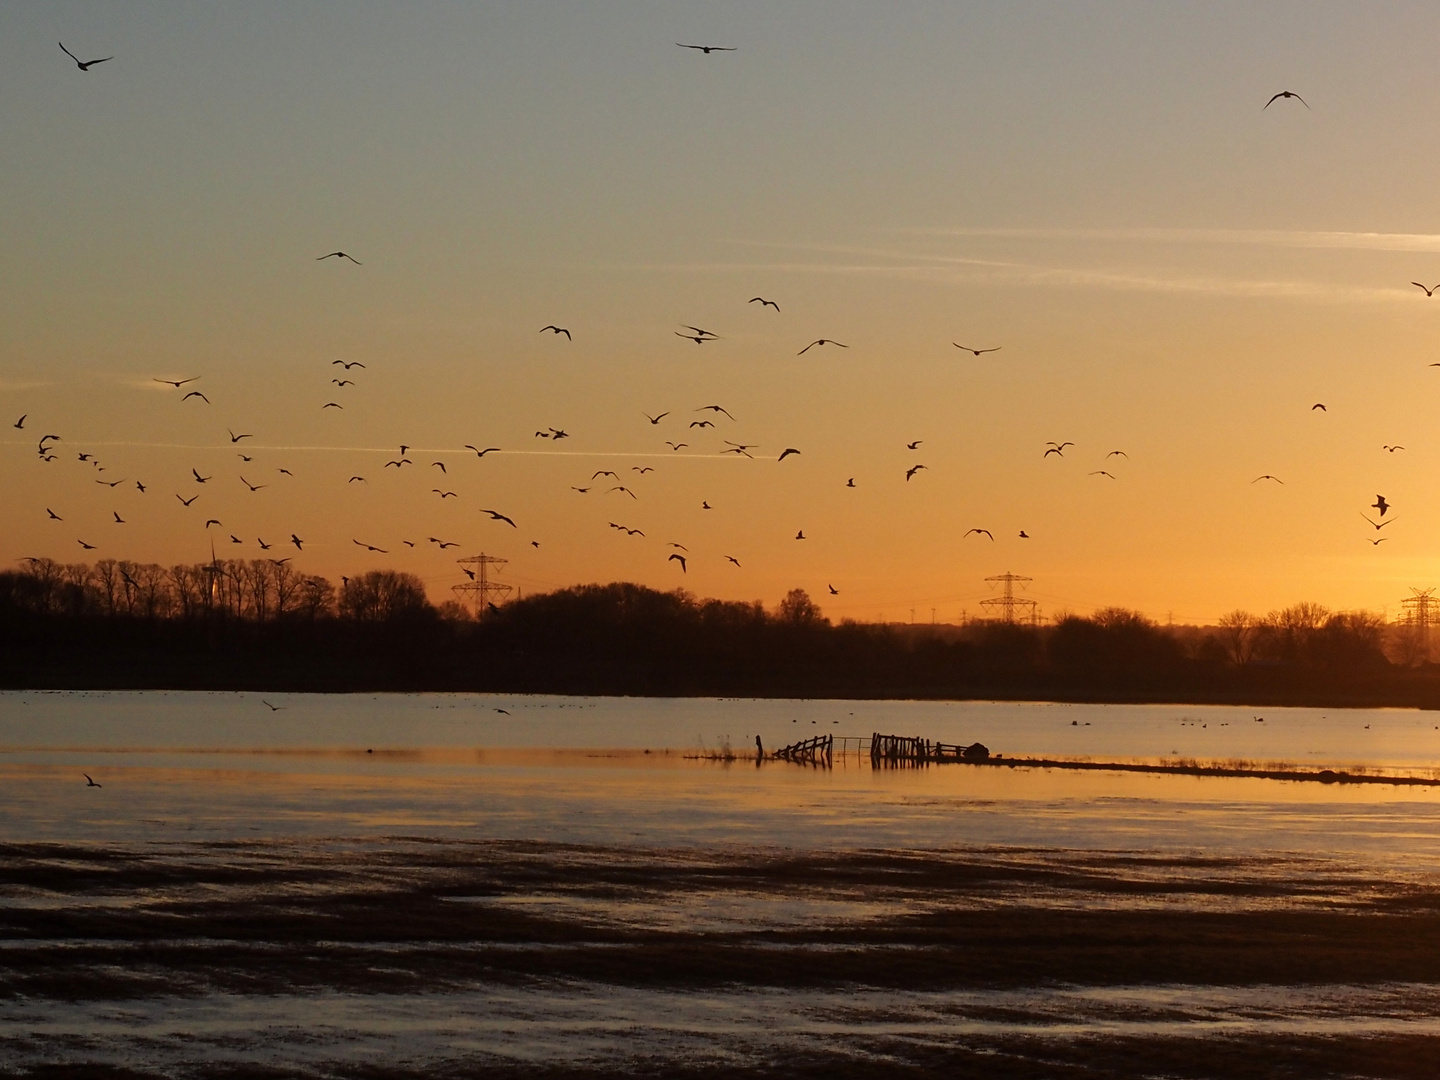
[13,42,1429,595]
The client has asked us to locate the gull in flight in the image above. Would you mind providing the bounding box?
[645,412,669,425]
[317,252,362,264]
[668,553,687,573]
[677,43,736,53]
[1252,475,1284,484]
[183,391,209,404]
[465,445,500,457]
[749,297,780,310]
[153,377,199,387]
[798,339,847,355]
[964,529,994,540]
[953,344,1001,356]
[1361,514,1395,531]
[333,360,366,369]
[906,465,927,481]
[1373,494,1390,517]
[1264,90,1309,109]
[482,509,517,527]
[59,42,113,71]
[1413,283,1440,297]
[540,325,571,339]
[778,448,801,461]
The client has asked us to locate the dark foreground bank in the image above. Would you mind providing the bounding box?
[3,839,1440,1079]
[6,567,1440,708]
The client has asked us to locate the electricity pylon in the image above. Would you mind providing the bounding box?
[981,571,1038,625]
[452,554,512,615]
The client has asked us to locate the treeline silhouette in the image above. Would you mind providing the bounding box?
[1,558,1437,706]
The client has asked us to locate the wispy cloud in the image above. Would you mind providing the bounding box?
[900,226,1440,253]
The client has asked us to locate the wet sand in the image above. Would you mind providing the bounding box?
[4,838,1440,1077]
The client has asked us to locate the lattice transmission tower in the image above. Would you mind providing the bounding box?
[981,571,1038,625]
[452,554,512,615]
[1400,587,1437,662]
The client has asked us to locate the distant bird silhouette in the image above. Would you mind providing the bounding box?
[795,530,806,540]
[1107,450,1128,458]
[183,391,209,404]
[176,494,199,506]
[778,448,801,461]
[270,557,291,566]
[724,556,741,567]
[429,537,459,549]
[353,539,388,553]
[348,476,366,483]
[1368,537,1388,545]
[665,441,688,450]
[433,490,457,498]
[593,470,618,480]
[1383,445,1405,453]
[828,584,839,595]
[258,539,271,550]
[633,466,654,474]
[540,325,571,339]
[683,326,719,339]
[204,519,221,529]
[645,412,669,424]
[228,429,252,443]
[530,541,540,548]
[240,477,266,492]
[112,511,125,524]
[323,402,343,409]
[290,534,304,550]
[431,461,446,472]
[278,468,294,476]
[906,464,927,481]
[690,420,714,428]
[1264,90,1309,109]
[237,454,252,462]
[1252,475,1284,484]
[14,414,25,430]
[154,377,199,387]
[1089,470,1117,479]
[261,700,283,712]
[1413,283,1440,297]
[1019,530,1030,538]
[465,446,501,457]
[1361,513,1395,530]
[846,478,855,488]
[192,469,210,483]
[59,42,113,71]
[230,535,243,544]
[46,509,61,520]
[77,540,96,550]
[668,553,687,573]
[676,331,715,344]
[798,339,847,355]
[964,529,994,540]
[749,297,780,310]
[482,509,517,527]
[953,344,1001,356]
[1311,403,1326,411]
[677,42,736,53]
[1044,441,1073,457]
[702,501,713,510]
[333,360,366,369]
[906,440,923,450]
[83,773,102,787]
[332,379,355,386]
[317,252,362,264]
[607,485,637,499]
[96,478,124,488]
[696,405,734,419]
[135,481,146,493]
[1373,494,1390,516]
[384,458,412,469]
[571,486,590,493]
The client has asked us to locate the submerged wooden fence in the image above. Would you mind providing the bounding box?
[771,733,832,765]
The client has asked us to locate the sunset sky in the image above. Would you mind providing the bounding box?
[5,2,1440,624]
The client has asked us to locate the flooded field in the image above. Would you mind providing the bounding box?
[3,691,1440,1077]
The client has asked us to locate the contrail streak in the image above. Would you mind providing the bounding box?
[1,440,741,460]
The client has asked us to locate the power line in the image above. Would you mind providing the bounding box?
[980,571,1039,625]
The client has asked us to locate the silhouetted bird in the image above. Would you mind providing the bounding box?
[665,441,688,450]
[241,477,266,492]
[1264,90,1309,109]
[1383,445,1405,452]
[317,252,362,263]
[1361,514,1395,530]
[828,584,838,595]
[778,448,801,461]
[906,440,922,450]
[183,391,209,403]
[204,519,221,529]
[1089,470,1117,479]
[1019,530,1030,538]
[59,42,112,71]
[14,415,25,429]
[795,530,806,540]
[112,511,125,524]
[1413,283,1440,297]
[690,420,714,428]
[332,360,366,369]
[749,297,780,310]
[668,553,687,573]
[846,478,855,488]
[83,773,102,787]
[1312,403,1326,411]
[228,429,252,443]
[798,339,847,354]
[906,464,927,481]
[46,509,61,520]
[465,445,500,457]
[539,325,571,339]
[1252,475,1284,484]
[353,539,388,553]
[349,476,366,483]
[192,469,210,483]
[323,402,343,409]
[261,701,283,712]
[176,494,199,506]
[1373,494,1390,516]
[77,540,96,550]
[154,377,199,387]
[290,534,304,550]
[953,344,1001,355]
[964,528,994,540]
[482,509,517,527]
[677,43,736,53]
[696,405,735,419]
[724,556,741,567]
